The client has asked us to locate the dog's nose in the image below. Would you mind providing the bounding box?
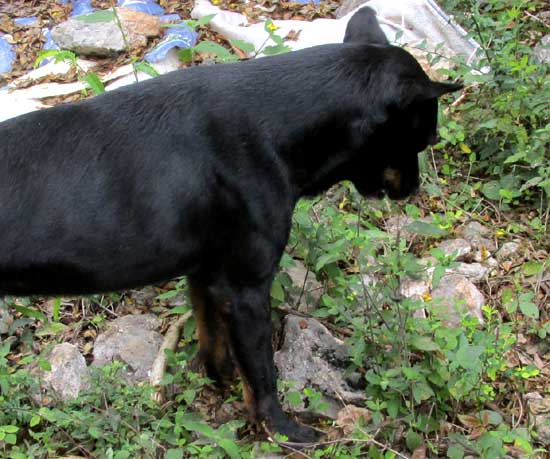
[428,132,440,145]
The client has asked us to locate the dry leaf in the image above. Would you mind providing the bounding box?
[336,405,371,435]
[411,445,427,459]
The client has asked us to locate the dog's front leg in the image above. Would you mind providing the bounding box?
[208,279,321,443]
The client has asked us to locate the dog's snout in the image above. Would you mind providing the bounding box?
[428,132,440,146]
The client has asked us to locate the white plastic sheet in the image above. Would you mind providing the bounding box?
[191,0,479,62]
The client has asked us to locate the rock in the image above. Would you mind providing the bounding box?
[438,238,471,261]
[0,302,13,334]
[496,241,521,261]
[37,343,89,402]
[400,278,430,300]
[459,221,496,253]
[274,315,365,419]
[336,0,369,18]
[283,260,323,312]
[461,221,490,238]
[93,314,163,383]
[527,397,550,446]
[52,7,161,57]
[129,285,160,307]
[384,214,414,239]
[534,34,550,64]
[446,262,488,282]
[430,274,485,325]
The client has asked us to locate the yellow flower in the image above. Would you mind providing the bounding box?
[267,23,278,32]
[212,0,220,4]
[495,229,506,238]
[422,292,432,302]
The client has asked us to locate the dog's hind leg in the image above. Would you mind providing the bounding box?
[207,278,321,444]
[189,278,235,385]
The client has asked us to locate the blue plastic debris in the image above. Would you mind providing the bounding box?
[145,16,198,63]
[14,17,39,26]
[117,0,165,16]
[72,0,94,16]
[42,28,59,52]
[0,33,16,73]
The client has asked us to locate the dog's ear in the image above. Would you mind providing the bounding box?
[414,81,463,101]
[344,7,389,45]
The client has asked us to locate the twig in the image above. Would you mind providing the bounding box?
[150,311,193,402]
[524,10,550,28]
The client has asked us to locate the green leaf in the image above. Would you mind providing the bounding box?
[76,10,116,23]
[447,444,464,459]
[2,425,19,433]
[518,295,539,319]
[270,279,285,302]
[35,321,68,337]
[286,391,302,407]
[169,306,191,316]
[157,290,180,300]
[88,426,101,438]
[13,305,46,321]
[180,419,217,439]
[5,433,17,445]
[456,344,484,370]
[314,252,341,271]
[229,39,255,53]
[481,181,501,200]
[263,44,291,56]
[178,48,194,63]
[194,41,238,62]
[410,336,440,352]
[523,261,543,276]
[165,449,184,459]
[134,61,160,78]
[30,416,41,427]
[34,49,77,68]
[404,221,447,238]
[218,438,241,459]
[38,358,52,372]
[52,297,61,322]
[412,382,434,403]
[81,72,105,95]
[405,430,422,451]
[186,13,216,29]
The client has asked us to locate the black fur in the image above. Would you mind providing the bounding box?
[0,12,461,443]
[343,6,389,45]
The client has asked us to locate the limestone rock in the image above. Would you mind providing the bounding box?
[534,34,550,64]
[430,274,485,325]
[283,260,323,312]
[496,241,521,261]
[274,315,365,419]
[438,238,472,261]
[38,343,89,402]
[52,8,161,57]
[93,314,163,383]
[447,262,488,282]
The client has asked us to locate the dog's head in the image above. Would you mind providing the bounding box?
[349,78,462,200]
[342,7,462,200]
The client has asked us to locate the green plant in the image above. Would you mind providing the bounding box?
[438,0,550,214]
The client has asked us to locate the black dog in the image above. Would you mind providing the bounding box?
[0,9,461,443]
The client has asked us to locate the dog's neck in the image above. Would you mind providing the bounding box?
[270,109,369,199]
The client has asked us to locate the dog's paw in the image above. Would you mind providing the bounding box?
[266,419,323,446]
